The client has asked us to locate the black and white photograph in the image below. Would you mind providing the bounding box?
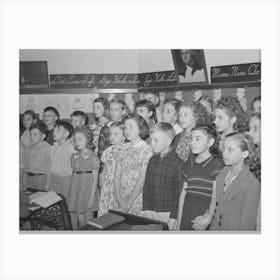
[19,49,261,233]
[1,1,280,280]
[172,49,208,84]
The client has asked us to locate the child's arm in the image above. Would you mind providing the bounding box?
[44,146,51,191]
[87,170,99,209]
[124,162,149,212]
[113,161,126,209]
[176,182,188,230]
[192,181,217,230]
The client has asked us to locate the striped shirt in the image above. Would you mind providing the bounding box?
[184,155,224,197]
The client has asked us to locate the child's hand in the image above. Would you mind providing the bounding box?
[192,215,211,231]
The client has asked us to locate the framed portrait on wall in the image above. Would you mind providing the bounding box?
[171,49,209,84]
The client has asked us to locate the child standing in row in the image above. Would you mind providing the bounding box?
[49,121,75,203]
[98,99,130,159]
[22,121,51,191]
[193,132,260,231]
[143,91,162,122]
[142,123,184,230]
[90,97,110,150]
[114,115,153,215]
[174,102,210,162]
[68,127,100,228]
[20,110,37,146]
[135,99,158,129]
[162,98,183,135]
[98,121,126,216]
[214,96,247,152]
[176,124,224,230]
[43,106,60,145]
[71,110,89,129]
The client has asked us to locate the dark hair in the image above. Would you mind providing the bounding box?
[93,97,110,120]
[135,100,157,124]
[163,98,183,114]
[151,122,176,142]
[192,124,219,156]
[124,114,149,140]
[30,120,48,136]
[250,96,261,111]
[198,95,215,113]
[178,49,204,76]
[225,132,260,176]
[179,101,211,126]
[43,106,60,119]
[110,98,131,117]
[110,120,125,132]
[23,110,37,121]
[71,110,89,125]
[54,120,74,139]
[73,126,95,151]
[216,96,248,132]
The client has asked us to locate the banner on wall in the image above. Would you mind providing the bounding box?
[211,62,261,84]
[49,71,178,90]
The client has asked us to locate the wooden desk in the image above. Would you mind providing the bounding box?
[79,210,169,231]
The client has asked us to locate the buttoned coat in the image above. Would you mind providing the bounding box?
[210,165,260,231]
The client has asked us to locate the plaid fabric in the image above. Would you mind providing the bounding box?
[142,150,184,218]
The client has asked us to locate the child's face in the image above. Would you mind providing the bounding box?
[162,103,177,125]
[74,132,87,151]
[249,117,261,145]
[71,116,84,129]
[144,94,158,106]
[135,106,151,123]
[178,106,196,130]
[53,125,68,141]
[30,128,45,145]
[222,137,247,166]
[214,108,233,133]
[252,100,261,113]
[110,103,123,122]
[43,111,58,127]
[109,126,125,145]
[124,119,140,142]
[22,114,34,129]
[150,130,171,153]
[190,130,211,155]
[93,102,105,119]
[199,100,212,115]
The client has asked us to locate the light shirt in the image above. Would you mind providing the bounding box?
[50,140,76,176]
[24,141,51,174]
[173,123,183,135]
[179,67,205,83]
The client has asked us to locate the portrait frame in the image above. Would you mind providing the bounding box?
[171,49,209,85]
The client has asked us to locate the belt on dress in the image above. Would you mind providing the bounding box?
[73,171,92,174]
[27,172,45,177]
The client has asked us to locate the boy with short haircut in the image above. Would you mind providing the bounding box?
[49,120,75,202]
[142,122,184,230]
[71,110,89,128]
[23,121,51,191]
[43,106,59,145]
[162,98,183,135]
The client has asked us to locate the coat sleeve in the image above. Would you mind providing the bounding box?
[239,178,261,230]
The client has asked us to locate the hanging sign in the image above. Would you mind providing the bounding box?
[211,62,261,84]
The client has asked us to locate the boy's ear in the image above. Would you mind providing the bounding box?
[65,130,69,139]
[208,138,215,148]
[148,111,153,118]
[241,150,249,159]
[41,133,46,140]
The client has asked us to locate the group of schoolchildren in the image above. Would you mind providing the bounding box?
[19,92,261,231]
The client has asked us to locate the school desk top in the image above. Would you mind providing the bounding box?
[79,210,169,231]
